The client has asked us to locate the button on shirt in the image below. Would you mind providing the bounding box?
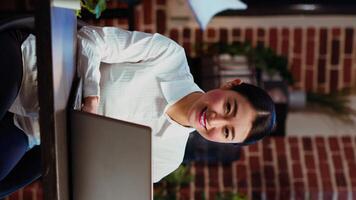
[12,26,203,183]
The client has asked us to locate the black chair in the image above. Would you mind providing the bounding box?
[0,16,41,199]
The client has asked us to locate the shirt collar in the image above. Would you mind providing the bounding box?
[160,79,204,132]
[160,79,204,106]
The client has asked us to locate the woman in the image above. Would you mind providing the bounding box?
[0,26,275,193]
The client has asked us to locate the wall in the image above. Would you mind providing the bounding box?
[88,0,356,94]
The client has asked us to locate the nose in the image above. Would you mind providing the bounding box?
[207,111,228,128]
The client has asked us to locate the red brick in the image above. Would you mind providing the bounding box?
[345,28,354,54]
[307,27,316,38]
[341,136,352,146]
[265,178,276,188]
[249,156,260,172]
[315,137,325,146]
[331,39,340,65]
[157,0,166,5]
[317,58,326,84]
[332,154,344,170]
[291,58,302,82]
[195,190,204,199]
[195,28,204,44]
[183,28,191,39]
[207,28,216,39]
[288,137,298,146]
[277,155,288,172]
[236,164,247,180]
[239,149,245,161]
[319,163,331,179]
[117,2,128,8]
[322,180,333,191]
[291,146,301,161]
[330,70,339,92]
[332,27,341,37]
[344,147,356,163]
[294,181,305,191]
[248,143,259,153]
[281,40,289,57]
[305,154,316,169]
[180,187,190,200]
[269,28,278,51]
[245,28,253,43]
[169,28,179,42]
[348,162,356,178]
[317,145,328,162]
[195,163,205,188]
[257,28,265,37]
[232,28,241,37]
[319,28,328,55]
[263,137,272,147]
[134,9,140,30]
[237,179,248,189]
[251,172,262,188]
[307,172,318,189]
[223,165,233,188]
[183,42,191,56]
[293,28,302,54]
[335,172,347,187]
[344,58,352,84]
[263,147,273,162]
[264,165,275,180]
[118,18,128,26]
[209,164,219,187]
[105,19,114,26]
[209,190,218,199]
[302,137,313,151]
[219,28,228,44]
[292,163,303,179]
[278,172,290,189]
[143,0,152,24]
[306,41,315,65]
[275,137,286,153]
[144,28,152,33]
[9,192,20,200]
[282,28,289,37]
[266,189,276,200]
[305,69,314,91]
[156,10,166,34]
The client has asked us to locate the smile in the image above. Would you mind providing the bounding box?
[199,107,207,129]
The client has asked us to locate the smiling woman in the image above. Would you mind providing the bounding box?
[166,79,276,145]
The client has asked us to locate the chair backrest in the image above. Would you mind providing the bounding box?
[0,16,35,33]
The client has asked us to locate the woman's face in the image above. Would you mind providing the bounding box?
[187,87,257,143]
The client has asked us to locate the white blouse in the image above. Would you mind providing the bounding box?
[11,26,203,183]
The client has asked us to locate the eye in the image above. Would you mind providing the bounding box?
[223,127,229,139]
[225,102,231,114]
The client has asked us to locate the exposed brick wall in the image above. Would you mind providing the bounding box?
[86,0,356,94]
[177,136,356,200]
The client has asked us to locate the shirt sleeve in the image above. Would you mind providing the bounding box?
[77,26,185,98]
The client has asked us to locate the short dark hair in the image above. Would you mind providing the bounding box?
[230,83,276,146]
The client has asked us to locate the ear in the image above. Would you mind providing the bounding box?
[221,79,243,89]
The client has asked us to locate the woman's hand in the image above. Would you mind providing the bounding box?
[82,96,99,114]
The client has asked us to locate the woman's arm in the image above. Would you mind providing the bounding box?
[77,26,187,113]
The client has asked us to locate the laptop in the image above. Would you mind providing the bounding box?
[69,79,153,200]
